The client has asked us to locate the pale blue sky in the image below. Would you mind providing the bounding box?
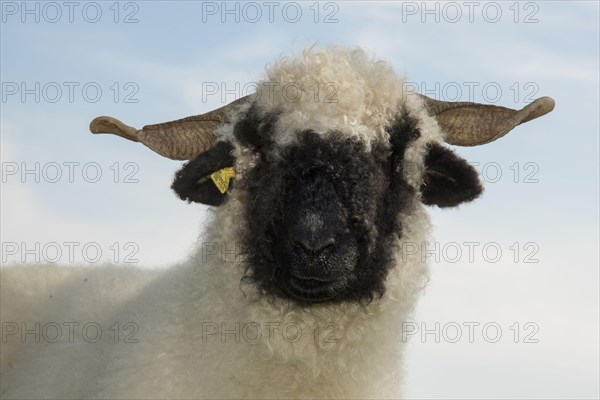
[1,1,599,398]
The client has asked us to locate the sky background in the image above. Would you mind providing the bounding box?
[1,1,599,398]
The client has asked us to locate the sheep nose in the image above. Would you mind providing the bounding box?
[291,211,337,257]
[294,237,336,257]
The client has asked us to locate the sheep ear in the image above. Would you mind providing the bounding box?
[171,141,236,206]
[419,95,555,146]
[420,143,482,208]
[90,96,249,160]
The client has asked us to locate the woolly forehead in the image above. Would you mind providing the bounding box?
[251,48,409,150]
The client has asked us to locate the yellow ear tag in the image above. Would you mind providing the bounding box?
[210,167,236,194]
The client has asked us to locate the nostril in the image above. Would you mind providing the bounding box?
[294,237,336,256]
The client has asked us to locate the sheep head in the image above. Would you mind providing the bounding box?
[90,48,554,305]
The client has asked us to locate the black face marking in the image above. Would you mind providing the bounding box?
[171,141,235,206]
[420,142,483,208]
[233,103,279,151]
[237,110,421,304]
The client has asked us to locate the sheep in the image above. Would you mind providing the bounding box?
[0,46,554,399]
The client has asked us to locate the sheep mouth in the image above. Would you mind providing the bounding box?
[274,268,348,303]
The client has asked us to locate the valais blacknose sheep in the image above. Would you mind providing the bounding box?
[0,47,554,399]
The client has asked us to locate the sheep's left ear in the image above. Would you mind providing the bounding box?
[171,141,236,206]
[420,142,482,208]
[415,95,555,207]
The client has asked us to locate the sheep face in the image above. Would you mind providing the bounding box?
[240,130,402,304]
[230,107,477,304]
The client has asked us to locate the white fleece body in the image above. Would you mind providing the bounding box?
[1,47,444,399]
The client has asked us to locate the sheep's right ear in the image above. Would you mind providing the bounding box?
[171,141,236,206]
